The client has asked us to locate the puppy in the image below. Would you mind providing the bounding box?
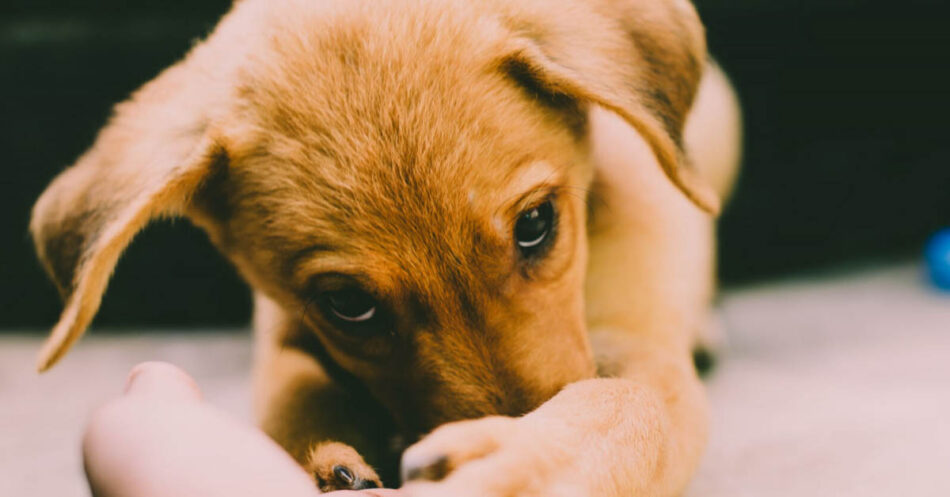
[30,0,741,495]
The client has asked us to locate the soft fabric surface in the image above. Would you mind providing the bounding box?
[2,264,948,496]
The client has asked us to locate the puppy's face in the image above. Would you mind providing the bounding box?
[31,0,714,436]
[206,27,598,432]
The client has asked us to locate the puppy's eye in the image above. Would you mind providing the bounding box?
[514,200,555,257]
[308,276,392,339]
[324,287,377,324]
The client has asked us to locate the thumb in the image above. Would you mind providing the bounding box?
[123,361,203,402]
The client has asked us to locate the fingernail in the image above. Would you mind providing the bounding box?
[123,362,202,401]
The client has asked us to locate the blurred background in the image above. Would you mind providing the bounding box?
[3,1,950,496]
[2,0,949,329]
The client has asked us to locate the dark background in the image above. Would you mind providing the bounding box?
[2,0,948,329]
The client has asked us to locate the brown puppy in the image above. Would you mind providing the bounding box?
[30,0,741,495]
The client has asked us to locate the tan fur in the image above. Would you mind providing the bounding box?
[307,441,382,491]
[30,0,741,494]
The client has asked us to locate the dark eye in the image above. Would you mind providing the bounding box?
[323,287,377,324]
[514,200,555,257]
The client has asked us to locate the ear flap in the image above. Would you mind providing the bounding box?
[30,63,227,372]
[499,0,720,214]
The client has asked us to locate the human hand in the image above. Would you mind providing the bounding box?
[82,362,401,497]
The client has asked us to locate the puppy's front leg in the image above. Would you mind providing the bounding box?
[401,100,724,496]
[399,339,705,497]
[252,293,391,491]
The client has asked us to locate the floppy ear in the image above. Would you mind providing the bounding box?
[499,0,719,214]
[30,61,228,372]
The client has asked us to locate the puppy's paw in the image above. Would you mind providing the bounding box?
[401,416,517,483]
[400,415,581,497]
[400,416,517,483]
[306,441,382,493]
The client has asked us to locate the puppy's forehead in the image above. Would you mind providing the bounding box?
[227,0,581,286]
[240,0,504,139]
[254,151,565,294]
[233,0,581,164]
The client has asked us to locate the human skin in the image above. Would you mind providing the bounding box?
[82,362,401,497]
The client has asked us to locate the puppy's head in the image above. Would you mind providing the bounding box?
[30,0,714,434]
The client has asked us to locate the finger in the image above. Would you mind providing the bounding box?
[83,396,319,497]
[401,480,482,497]
[324,490,403,497]
[123,361,202,401]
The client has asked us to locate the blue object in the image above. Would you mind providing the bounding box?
[925,228,950,291]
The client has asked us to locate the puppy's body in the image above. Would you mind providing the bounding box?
[30,0,741,495]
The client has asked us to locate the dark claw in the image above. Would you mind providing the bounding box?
[692,345,717,377]
[333,465,355,486]
[327,464,380,491]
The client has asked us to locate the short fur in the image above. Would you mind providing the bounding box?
[30,0,741,494]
